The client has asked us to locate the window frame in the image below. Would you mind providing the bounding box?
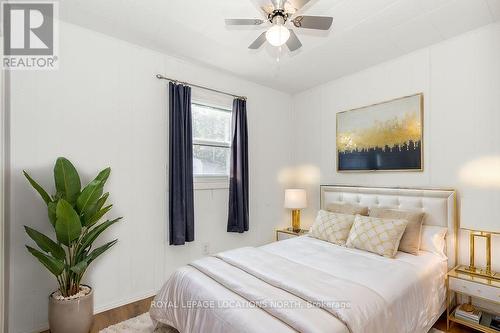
[191,101,232,188]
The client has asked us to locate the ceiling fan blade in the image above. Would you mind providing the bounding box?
[273,0,284,9]
[286,29,302,51]
[248,32,267,49]
[285,0,311,12]
[225,18,265,26]
[261,4,275,14]
[250,0,276,14]
[292,16,333,30]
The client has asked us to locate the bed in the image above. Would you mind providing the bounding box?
[150,185,457,333]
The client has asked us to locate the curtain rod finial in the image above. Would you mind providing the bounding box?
[156,74,164,79]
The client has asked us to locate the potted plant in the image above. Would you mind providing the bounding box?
[23,157,122,333]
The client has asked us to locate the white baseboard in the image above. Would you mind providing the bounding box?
[94,290,157,314]
[28,290,157,333]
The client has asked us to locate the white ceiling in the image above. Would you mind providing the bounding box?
[60,0,500,93]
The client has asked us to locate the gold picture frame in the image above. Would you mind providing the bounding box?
[336,93,424,172]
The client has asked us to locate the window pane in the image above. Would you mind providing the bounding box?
[193,145,230,176]
[192,103,231,143]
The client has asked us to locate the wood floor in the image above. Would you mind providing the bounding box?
[41,296,477,333]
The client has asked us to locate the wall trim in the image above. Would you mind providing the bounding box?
[94,290,157,314]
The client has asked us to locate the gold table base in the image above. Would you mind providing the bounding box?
[456,265,500,281]
[291,209,301,232]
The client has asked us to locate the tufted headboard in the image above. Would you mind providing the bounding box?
[320,185,457,268]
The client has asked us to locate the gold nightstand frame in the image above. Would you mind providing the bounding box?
[446,266,500,333]
[275,227,309,241]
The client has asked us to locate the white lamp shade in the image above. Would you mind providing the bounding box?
[459,156,500,232]
[284,189,307,209]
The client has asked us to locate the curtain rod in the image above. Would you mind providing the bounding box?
[155,74,247,100]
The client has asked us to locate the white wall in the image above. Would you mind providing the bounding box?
[8,15,500,333]
[7,21,292,333]
[292,22,500,272]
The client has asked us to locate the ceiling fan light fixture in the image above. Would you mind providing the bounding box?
[265,24,290,47]
[228,0,333,52]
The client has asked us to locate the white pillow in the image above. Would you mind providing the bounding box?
[420,225,447,258]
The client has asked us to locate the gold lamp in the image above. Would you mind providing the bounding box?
[457,156,500,281]
[458,230,498,279]
[284,189,307,232]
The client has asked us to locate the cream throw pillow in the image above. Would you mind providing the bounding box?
[346,215,408,258]
[369,207,424,255]
[326,202,369,216]
[309,210,356,245]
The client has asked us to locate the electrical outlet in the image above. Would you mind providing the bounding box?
[202,243,210,255]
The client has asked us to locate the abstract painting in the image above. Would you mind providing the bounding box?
[336,94,423,171]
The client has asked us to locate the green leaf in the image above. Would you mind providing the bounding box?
[55,199,82,246]
[54,157,81,204]
[86,240,117,264]
[76,168,110,217]
[26,246,64,276]
[95,167,111,184]
[24,226,65,260]
[85,204,113,227]
[69,261,88,275]
[79,217,121,252]
[75,248,89,263]
[82,193,109,226]
[76,179,103,216]
[96,193,109,211]
[48,201,57,227]
[23,171,51,205]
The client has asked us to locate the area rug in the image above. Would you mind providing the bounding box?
[100,313,446,333]
[99,313,177,333]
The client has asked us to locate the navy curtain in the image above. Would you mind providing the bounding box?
[227,98,249,233]
[169,82,195,245]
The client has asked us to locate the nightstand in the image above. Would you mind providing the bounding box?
[275,227,309,241]
[446,266,500,332]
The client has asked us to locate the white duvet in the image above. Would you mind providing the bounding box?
[150,236,447,333]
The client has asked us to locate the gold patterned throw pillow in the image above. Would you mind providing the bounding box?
[346,215,408,258]
[309,210,356,245]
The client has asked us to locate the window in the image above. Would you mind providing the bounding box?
[192,102,232,179]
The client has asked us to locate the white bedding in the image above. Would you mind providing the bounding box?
[150,236,447,333]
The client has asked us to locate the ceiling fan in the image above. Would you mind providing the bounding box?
[225,0,333,52]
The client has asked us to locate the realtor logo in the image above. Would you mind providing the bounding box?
[2,1,59,69]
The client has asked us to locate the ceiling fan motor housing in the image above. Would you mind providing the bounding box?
[268,9,289,24]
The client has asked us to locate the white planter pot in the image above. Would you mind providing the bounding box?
[48,286,94,333]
